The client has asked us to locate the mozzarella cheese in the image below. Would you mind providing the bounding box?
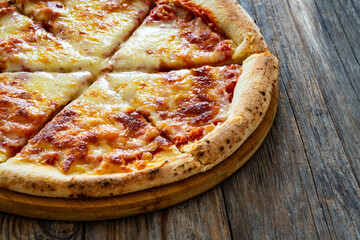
[11,77,181,174]
[105,65,242,146]
[0,72,92,163]
[110,0,235,71]
[15,0,153,60]
[0,5,95,73]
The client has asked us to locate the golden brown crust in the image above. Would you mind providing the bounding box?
[0,154,201,198]
[189,0,268,62]
[182,53,278,170]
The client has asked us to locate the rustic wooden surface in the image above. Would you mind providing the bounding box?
[1,0,359,239]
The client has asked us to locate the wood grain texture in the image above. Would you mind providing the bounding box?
[228,0,360,239]
[84,186,232,240]
[0,0,359,239]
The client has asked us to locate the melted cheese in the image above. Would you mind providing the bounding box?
[106,65,242,146]
[15,0,152,60]
[0,72,92,163]
[110,0,235,72]
[12,77,181,174]
[0,6,95,72]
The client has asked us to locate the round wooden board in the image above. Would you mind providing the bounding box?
[0,86,278,221]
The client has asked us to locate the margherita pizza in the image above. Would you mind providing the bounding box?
[0,0,278,198]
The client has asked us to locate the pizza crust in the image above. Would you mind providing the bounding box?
[190,0,268,61]
[182,53,278,170]
[0,153,201,198]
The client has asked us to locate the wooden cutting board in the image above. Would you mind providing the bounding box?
[0,86,278,221]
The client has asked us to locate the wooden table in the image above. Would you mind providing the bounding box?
[1,0,359,239]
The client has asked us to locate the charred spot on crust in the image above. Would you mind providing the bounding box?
[220,146,224,151]
[226,139,230,144]
[68,183,75,188]
[148,168,160,180]
[260,91,266,96]
[149,168,160,174]
[206,140,210,143]
[103,181,110,187]
[198,151,204,157]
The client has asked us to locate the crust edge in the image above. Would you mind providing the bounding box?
[189,0,268,62]
[0,153,201,198]
[182,52,278,170]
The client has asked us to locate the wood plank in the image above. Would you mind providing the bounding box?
[85,186,232,240]
[312,0,360,185]
[283,1,360,239]
[222,1,332,239]
[222,79,326,239]
[325,0,360,95]
[0,213,83,239]
[224,0,360,239]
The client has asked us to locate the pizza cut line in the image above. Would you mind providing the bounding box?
[0,0,278,198]
[14,0,153,60]
[108,0,267,72]
[0,72,93,163]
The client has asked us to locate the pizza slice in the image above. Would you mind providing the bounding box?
[14,0,153,60]
[107,53,278,169]
[0,76,200,197]
[109,0,267,72]
[0,71,92,163]
[0,3,93,72]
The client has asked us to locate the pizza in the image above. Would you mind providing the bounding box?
[14,0,153,71]
[109,0,267,71]
[0,72,92,163]
[0,0,278,198]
